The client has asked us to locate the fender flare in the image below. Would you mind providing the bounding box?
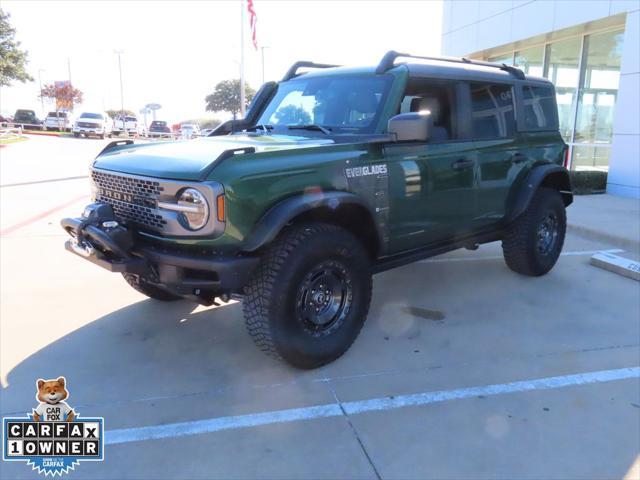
[505,164,573,223]
[242,191,381,253]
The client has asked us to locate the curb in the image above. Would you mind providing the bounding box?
[567,223,640,252]
[23,131,63,137]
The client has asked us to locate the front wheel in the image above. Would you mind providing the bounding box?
[122,273,181,301]
[502,187,566,276]
[243,223,372,369]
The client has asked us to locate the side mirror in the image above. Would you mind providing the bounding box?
[388,112,432,142]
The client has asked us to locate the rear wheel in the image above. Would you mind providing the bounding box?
[122,273,181,301]
[502,187,566,276]
[243,223,372,369]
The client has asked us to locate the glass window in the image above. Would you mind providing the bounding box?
[574,29,624,145]
[521,85,559,130]
[545,37,582,142]
[398,78,459,140]
[258,75,392,134]
[470,83,515,138]
[571,145,611,171]
[488,53,513,65]
[514,46,544,76]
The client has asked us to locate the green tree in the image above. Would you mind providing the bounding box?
[205,79,255,116]
[40,83,83,111]
[106,109,136,119]
[0,9,33,86]
[274,105,311,125]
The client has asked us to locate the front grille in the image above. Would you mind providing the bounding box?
[78,122,98,128]
[92,170,167,230]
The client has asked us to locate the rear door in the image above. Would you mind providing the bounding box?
[471,82,528,227]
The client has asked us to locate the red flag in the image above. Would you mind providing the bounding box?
[247,0,258,50]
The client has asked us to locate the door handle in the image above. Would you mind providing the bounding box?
[512,152,527,163]
[451,158,474,170]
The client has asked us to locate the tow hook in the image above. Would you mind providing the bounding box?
[69,237,95,258]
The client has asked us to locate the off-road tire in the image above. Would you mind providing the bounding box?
[243,223,372,369]
[122,273,181,301]
[502,187,566,276]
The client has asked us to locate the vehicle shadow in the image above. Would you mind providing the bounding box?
[0,297,313,417]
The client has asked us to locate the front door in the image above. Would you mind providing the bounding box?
[384,140,478,253]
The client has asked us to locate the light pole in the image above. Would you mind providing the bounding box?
[114,50,125,115]
[239,0,246,117]
[261,46,269,84]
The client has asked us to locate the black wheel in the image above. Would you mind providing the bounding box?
[502,187,566,276]
[99,133,105,139]
[243,223,372,369]
[122,273,181,301]
[73,132,79,138]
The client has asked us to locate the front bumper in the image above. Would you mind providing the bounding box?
[73,126,104,135]
[61,205,258,303]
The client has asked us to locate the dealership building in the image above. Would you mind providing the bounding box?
[441,0,640,198]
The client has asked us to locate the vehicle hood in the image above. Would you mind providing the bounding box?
[93,134,335,180]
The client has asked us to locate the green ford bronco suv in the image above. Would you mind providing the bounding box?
[62,51,572,368]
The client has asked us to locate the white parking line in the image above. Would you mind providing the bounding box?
[105,366,639,446]
[420,249,624,264]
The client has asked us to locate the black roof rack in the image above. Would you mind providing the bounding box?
[282,61,341,81]
[375,50,525,80]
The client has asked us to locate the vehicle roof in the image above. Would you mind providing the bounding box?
[294,61,553,86]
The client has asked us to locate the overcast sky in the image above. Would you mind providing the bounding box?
[1,0,442,123]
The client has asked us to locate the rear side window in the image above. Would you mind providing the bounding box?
[470,83,516,138]
[521,85,558,130]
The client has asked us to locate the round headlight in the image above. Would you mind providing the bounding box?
[177,188,209,230]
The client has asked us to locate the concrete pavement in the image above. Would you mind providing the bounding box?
[568,194,640,253]
[1,136,639,479]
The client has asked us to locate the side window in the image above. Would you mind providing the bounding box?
[521,85,559,130]
[398,79,459,141]
[470,83,516,138]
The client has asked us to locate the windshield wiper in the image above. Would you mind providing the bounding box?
[287,124,332,135]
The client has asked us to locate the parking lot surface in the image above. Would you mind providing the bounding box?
[1,136,639,479]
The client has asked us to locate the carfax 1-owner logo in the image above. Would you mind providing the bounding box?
[2,377,104,476]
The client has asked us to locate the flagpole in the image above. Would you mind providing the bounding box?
[239,0,246,118]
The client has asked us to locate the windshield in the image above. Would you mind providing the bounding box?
[15,110,35,118]
[256,74,392,134]
[80,113,103,120]
[151,121,167,127]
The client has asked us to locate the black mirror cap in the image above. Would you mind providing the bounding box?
[388,112,432,142]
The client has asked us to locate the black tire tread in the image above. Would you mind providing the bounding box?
[502,187,566,276]
[243,223,371,364]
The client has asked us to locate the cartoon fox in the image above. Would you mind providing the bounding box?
[33,377,75,422]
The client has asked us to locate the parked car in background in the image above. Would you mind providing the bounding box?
[113,115,145,137]
[13,109,43,130]
[180,123,201,139]
[73,112,113,139]
[44,111,74,131]
[148,120,171,137]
